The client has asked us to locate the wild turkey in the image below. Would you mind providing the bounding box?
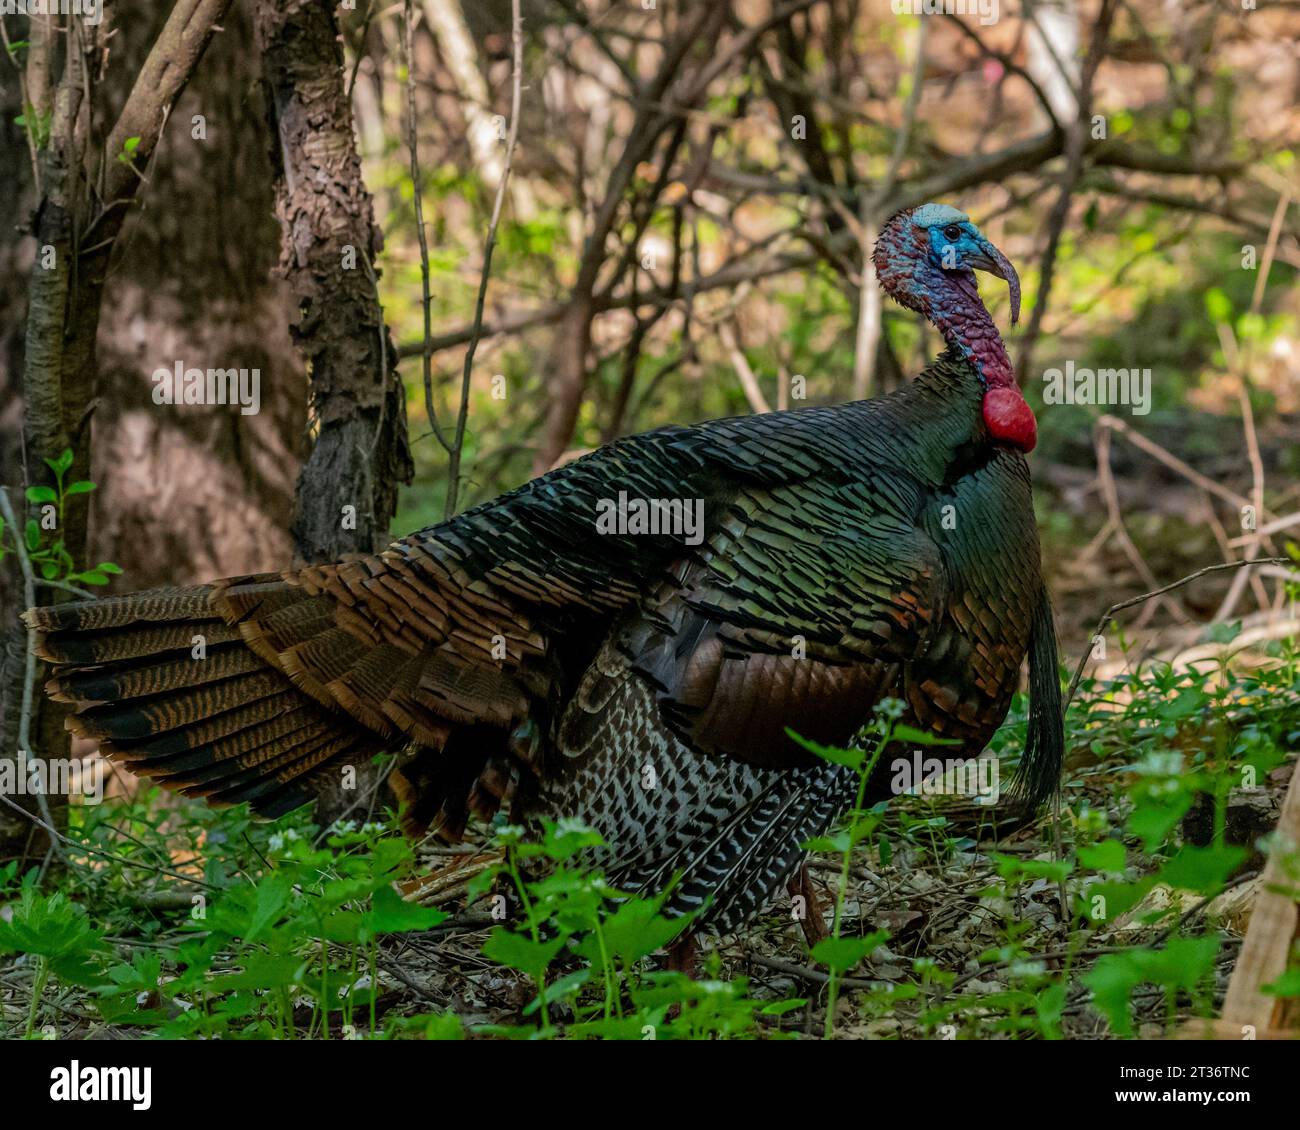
[25,202,1062,943]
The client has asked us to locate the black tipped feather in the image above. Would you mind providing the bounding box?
[1012,586,1065,810]
[27,587,394,820]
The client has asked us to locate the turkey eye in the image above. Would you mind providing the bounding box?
[943,225,962,241]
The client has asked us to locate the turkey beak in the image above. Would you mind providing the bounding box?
[968,238,1021,326]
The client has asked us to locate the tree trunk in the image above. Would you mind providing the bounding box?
[0,1,237,862]
[254,0,413,563]
[88,4,306,586]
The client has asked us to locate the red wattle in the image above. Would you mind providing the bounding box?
[982,387,1037,452]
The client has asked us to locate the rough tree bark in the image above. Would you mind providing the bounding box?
[0,0,235,862]
[1,4,301,607]
[88,4,305,587]
[255,0,413,563]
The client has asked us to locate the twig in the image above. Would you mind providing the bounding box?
[718,319,771,414]
[1097,414,1268,518]
[1153,869,1261,946]
[34,578,100,600]
[1063,557,1291,714]
[851,17,928,400]
[0,791,220,888]
[1014,0,1117,381]
[744,950,880,993]
[1212,184,1291,621]
[1250,186,1291,315]
[345,0,377,102]
[0,486,64,861]
[0,16,41,194]
[1213,322,1269,623]
[1229,511,1300,544]
[443,0,523,518]
[1093,423,1188,628]
[402,0,452,457]
[939,13,1060,131]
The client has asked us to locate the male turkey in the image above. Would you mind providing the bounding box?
[25,202,1062,945]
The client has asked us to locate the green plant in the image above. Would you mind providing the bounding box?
[0,872,105,1038]
[470,819,801,1039]
[0,448,121,587]
[795,701,959,1038]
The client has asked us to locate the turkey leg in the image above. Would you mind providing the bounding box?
[788,861,829,947]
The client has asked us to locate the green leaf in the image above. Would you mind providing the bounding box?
[810,930,888,973]
[0,886,105,986]
[360,884,449,938]
[527,818,604,861]
[1084,936,1220,1037]
[205,953,307,993]
[1262,967,1300,998]
[1077,839,1126,873]
[1204,287,1233,325]
[760,997,808,1016]
[208,872,292,942]
[1127,791,1195,853]
[482,928,565,980]
[1157,844,1247,896]
[786,729,865,770]
[993,854,1074,883]
[891,724,961,747]
[1082,954,1144,1038]
[25,519,40,551]
[46,448,74,477]
[877,833,892,867]
[25,485,56,504]
[522,967,590,1015]
[1077,877,1154,924]
[803,832,851,854]
[574,898,685,969]
[95,561,123,575]
[1205,620,1243,645]
[63,480,96,496]
[388,1011,465,1039]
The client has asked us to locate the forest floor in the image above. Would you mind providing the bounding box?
[379,752,1289,1039]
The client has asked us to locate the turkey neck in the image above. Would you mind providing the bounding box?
[923,270,1016,393]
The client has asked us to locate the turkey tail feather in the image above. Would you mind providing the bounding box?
[1012,586,1064,809]
[22,583,391,819]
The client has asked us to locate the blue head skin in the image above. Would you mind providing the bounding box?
[876,202,1021,329]
[872,203,1035,451]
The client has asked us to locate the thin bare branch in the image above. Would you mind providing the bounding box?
[445,0,524,518]
[1064,557,1292,714]
[0,485,65,861]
